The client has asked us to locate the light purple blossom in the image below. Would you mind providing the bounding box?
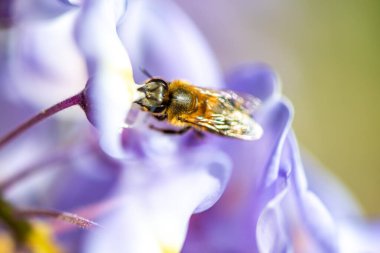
[74,0,140,158]
[0,0,379,253]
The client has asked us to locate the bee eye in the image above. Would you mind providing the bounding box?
[135,78,169,113]
[146,79,168,89]
[146,84,157,91]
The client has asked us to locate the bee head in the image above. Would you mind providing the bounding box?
[135,78,169,114]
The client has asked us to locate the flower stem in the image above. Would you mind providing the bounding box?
[0,92,84,149]
[0,197,31,244]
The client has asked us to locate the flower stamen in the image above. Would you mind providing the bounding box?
[17,209,100,230]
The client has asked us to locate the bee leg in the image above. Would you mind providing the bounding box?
[149,125,191,135]
[194,130,205,139]
[154,115,167,121]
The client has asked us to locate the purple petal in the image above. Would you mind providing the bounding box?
[288,134,338,252]
[302,152,362,220]
[338,221,380,252]
[215,100,293,210]
[59,0,82,7]
[225,63,281,103]
[183,91,294,252]
[82,144,232,252]
[75,0,138,158]
[6,10,86,108]
[0,0,13,27]
[45,149,121,211]
[119,0,223,88]
[256,188,290,253]
[12,0,76,21]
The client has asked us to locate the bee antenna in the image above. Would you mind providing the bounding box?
[139,67,153,78]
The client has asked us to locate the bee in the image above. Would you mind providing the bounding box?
[135,77,263,140]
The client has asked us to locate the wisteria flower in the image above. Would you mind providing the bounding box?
[0,0,379,253]
[1,0,232,251]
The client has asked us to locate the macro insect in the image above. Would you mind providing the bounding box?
[135,77,263,140]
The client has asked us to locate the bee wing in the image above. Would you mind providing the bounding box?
[179,89,263,140]
[222,90,261,114]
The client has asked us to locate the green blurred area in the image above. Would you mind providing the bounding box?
[178,0,380,216]
[283,1,380,217]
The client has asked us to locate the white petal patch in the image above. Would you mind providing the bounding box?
[90,72,136,158]
[83,146,232,252]
[75,0,137,157]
